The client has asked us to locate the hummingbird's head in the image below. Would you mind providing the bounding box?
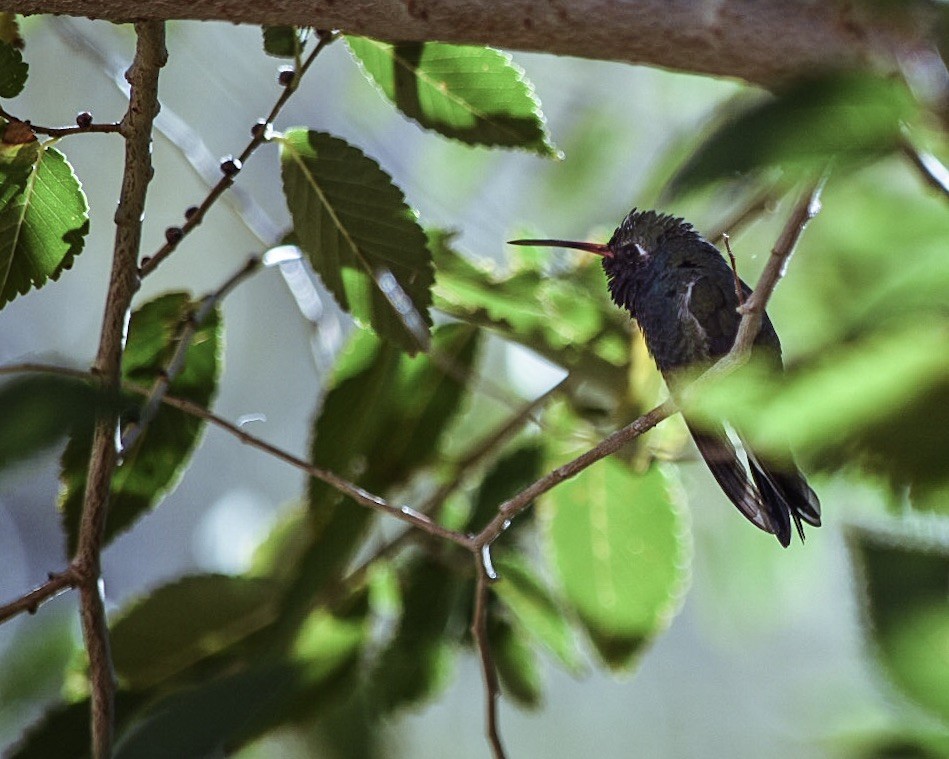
[508,208,700,314]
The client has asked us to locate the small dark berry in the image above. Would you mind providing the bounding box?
[76,111,93,129]
[164,226,184,245]
[277,67,295,86]
[220,156,242,176]
[251,120,269,139]
[184,205,199,219]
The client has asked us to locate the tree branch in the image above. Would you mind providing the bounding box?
[71,21,166,759]
[471,555,507,759]
[9,1,935,87]
[0,571,76,625]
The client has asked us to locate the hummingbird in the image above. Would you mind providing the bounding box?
[510,208,821,547]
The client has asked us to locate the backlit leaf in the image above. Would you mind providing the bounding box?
[541,460,689,669]
[0,130,88,306]
[280,129,433,353]
[278,324,479,622]
[262,26,308,58]
[346,37,557,156]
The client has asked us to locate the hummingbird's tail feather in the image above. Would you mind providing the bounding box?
[686,422,782,539]
[742,442,821,546]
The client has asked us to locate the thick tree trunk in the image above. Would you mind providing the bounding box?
[8,0,937,86]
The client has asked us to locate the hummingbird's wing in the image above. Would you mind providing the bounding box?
[684,421,781,538]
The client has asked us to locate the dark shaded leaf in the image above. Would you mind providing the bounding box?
[0,374,114,471]
[542,460,689,669]
[851,527,949,722]
[346,37,557,156]
[110,574,280,689]
[279,324,479,623]
[60,292,221,553]
[262,25,308,58]
[0,131,88,306]
[280,128,433,353]
[490,613,542,708]
[467,441,544,532]
[113,664,302,759]
[371,555,464,712]
[0,40,27,97]
[669,72,916,195]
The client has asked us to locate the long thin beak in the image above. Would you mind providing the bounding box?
[508,238,613,257]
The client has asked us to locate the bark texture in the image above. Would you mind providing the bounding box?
[8,0,937,86]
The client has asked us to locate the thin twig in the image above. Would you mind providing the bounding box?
[900,136,949,200]
[472,555,507,759]
[473,400,676,548]
[0,104,121,136]
[120,255,262,453]
[138,30,338,278]
[0,570,76,625]
[705,181,785,244]
[722,233,745,306]
[146,390,474,550]
[72,22,167,759]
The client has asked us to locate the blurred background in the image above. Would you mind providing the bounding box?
[0,16,946,758]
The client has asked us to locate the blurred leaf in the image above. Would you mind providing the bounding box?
[346,37,557,156]
[0,374,113,471]
[60,292,221,553]
[8,694,144,759]
[541,460,689,669]
[669,72,916,195]
[467,441,544,532]
[110,575,280,689]
[280,128,433,353]
[688,323,949,494]
[113,664,302,759]
[0,39,26,96]
[0,132,88,307]
[262,26,308,58]
[371,555,464,712]
[279,324,479,622]
[852,527,949,723]
[431,230,631,395]
[490,613,542,708]
[493,553,582,672]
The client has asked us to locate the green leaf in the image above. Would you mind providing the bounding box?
[113,664,302,759]
[493,554,582,672]
[279,324,479,621]
[0,374,112,471]
[467,442,544,532]
[0,40,27,97]
[852,527,949,723]
[346,37,557,156]
[60,292,222,553]
[431,230,631,395]
[262,25,308,58]
[669,72,916,195]
[541,460,689,669]
[110,575,280,689]
[280,128,433,353]
[0,134,88,307]
[371,555,464,712]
